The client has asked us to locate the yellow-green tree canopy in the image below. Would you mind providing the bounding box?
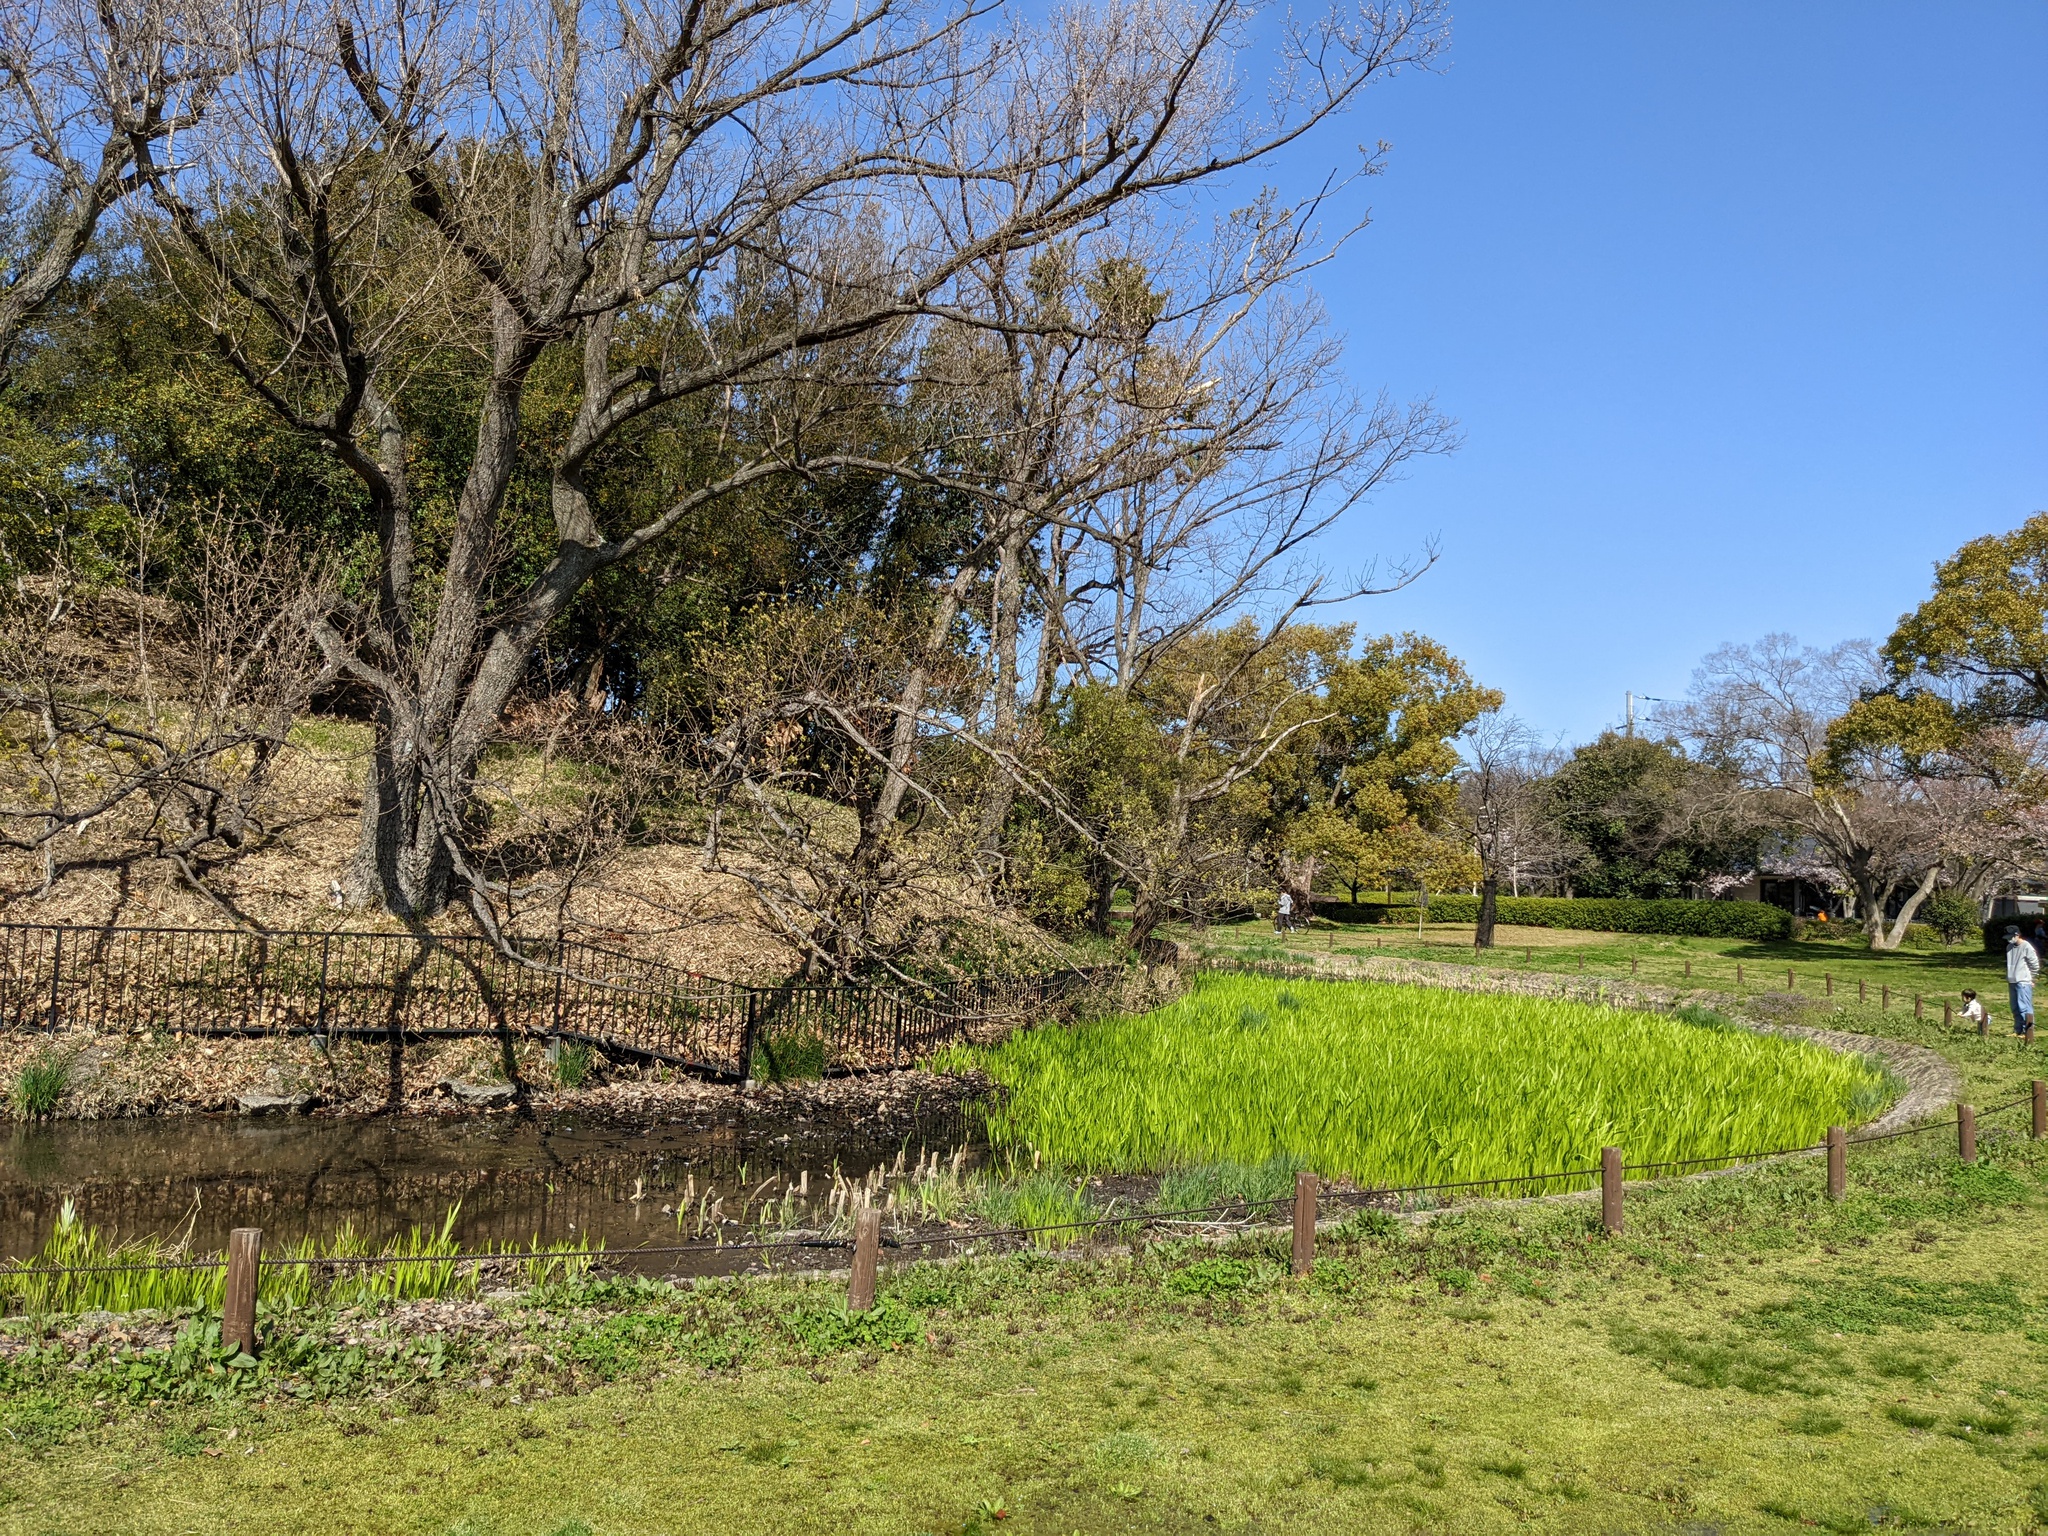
[1879,512,2048,726]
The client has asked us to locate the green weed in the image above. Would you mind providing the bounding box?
[10,1053,69,1119]
[552,1042,593,1089]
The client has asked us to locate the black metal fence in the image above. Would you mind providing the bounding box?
[0,923,1116,1080]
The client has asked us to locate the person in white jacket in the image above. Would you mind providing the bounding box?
[2006,924,2038,1041]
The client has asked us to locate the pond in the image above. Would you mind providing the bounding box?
[0,1103,984,1274]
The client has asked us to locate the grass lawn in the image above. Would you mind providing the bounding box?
[1192,916,2007,1014]
[4,950,2045,1534]
[1,1121,2043,1534]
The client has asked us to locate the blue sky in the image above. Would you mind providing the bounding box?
[1258,1,2047,746]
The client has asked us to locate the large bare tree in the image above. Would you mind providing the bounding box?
[130,0,1449,941]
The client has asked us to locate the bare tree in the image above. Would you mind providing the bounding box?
[0,0,217,371]
[0,506,336,920]
[1460,710,1546,947]
[130,0,1449,945]
[1674,634,2012,950]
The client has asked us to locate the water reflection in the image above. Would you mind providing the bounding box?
[0,1105,982,1265]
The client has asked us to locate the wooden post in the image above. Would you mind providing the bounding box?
[1958,1105,1977,1166]
[1882,984,1889,1010]
[1736,963,1744,987]
[1826,1126,1845,1202]
[1684,958,1691,978]
[1943,1000,1952,1027]
[1825,973,1833,996]
[1600,1147,1623,1237]
[1578,951,1585,973]
[1631,955,1638,977]
[1858,979,1865,1003]
[1291,1171,1318,1278]
[848,1206,882,1311]
[1787,967,1795,992]
[2033,1079,2046,1140]
[1979,1012,1990,1039]
[1914,994,1923,1020]
[223,1228,262,1358]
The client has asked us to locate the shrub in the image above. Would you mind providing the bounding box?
[1920,892,1979,946]
[10,1053,70,1119]
[1322,894,1793,940]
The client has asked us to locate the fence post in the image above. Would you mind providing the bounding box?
[1684,958,1691,978]
[1943,1000,1952,1028]
[1600,1147,1623,1237]
[1858,979,1865,1003]
[45,927,61,1033]
[739,990,761,1086]
[1914,994,1922,1020]
[848,1206,881,1311]
[1958,1105,1977,1165]
[313,933,333,1048]
[223,1228,262,1357]
[1736,963,1744,987]
[2035,1080,2046,1140]
[1291,1171,1319,1277]
[1882,984,1889,1010]
[1826,1126,1845,1201]
[1825,973,1833,997]
[1787,967,1795,992]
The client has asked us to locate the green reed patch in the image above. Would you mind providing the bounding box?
[945,974,1887,1183]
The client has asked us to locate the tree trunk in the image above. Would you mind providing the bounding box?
[1475,875,1499,949]
[1870,865,1942,951]
[1086,857,1116,937]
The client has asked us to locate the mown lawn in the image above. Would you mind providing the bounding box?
[1192,915,2008,1013]
[2,1115,2044,1534]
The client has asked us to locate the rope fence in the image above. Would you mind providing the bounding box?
[6,1086,2040,1354]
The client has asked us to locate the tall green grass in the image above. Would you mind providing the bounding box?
[0,1201,593,1316]
[943,975,1890,1186]
[10,1053,70,1119]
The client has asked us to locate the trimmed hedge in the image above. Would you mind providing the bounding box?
[1983,919,2048,954]
[1321,894,1794,941]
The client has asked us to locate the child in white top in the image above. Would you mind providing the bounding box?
[1960,990,1987,1030]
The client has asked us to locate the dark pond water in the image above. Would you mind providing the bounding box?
[0,1105,985,1271]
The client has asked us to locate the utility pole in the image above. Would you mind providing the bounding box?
[1625,691,1634,739]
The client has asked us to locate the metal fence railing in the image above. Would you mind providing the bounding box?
[0,923,1116,1081]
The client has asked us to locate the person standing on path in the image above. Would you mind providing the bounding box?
[2006,924,2038,1041]
[1275,890,1294,934]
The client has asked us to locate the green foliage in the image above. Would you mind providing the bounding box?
[970,1172,1099,1247]
[1919,891,1981,946]
[777,1297,923,1356]
[1162,1257,1261,1296]
[1328,893,1795,939]
[0,1202,591,1316]
[552,1042,593,1089]
[1877,511,2048,728]
[751,1029,826,1084]
[1155,1155,1303,1212]
[1540,732,1747,899]
[947,974,1883,1183]
[10,1053,70,1119]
